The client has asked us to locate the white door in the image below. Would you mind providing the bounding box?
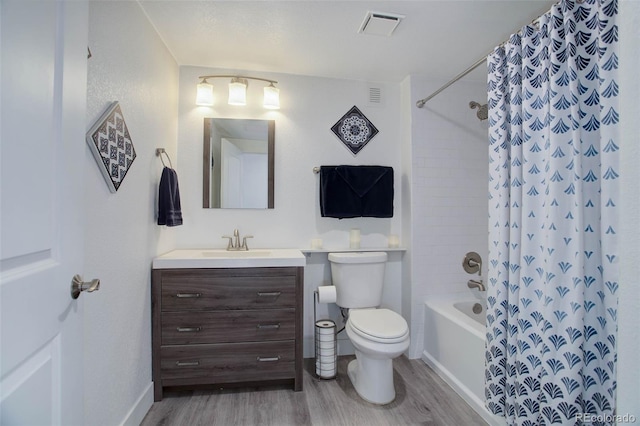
[221,138,243,208]
[1,2,88,425]
[240,153,268,208]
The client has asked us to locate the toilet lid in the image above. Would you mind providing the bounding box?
[349,309,409,342]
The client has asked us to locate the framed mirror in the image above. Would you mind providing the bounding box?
[203,118,274,209]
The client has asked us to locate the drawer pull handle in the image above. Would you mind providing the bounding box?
[175,361,200,367]
[257,356,280,362]
[257,291,281,298]
[177,327,201,333]
[257,323,281,330]
[176,293,201,298]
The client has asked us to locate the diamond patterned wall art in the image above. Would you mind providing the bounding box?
[86,101,136,193]
[331,106,378,155]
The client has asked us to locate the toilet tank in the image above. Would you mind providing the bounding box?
[328,252,387,308]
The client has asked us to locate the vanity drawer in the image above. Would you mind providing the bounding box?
[160,341,295,383]
[161,271,297,311]
[161,309,296,345]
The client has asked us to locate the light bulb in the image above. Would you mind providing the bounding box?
[228,78,247,106]
[263,84,280,109]
[195,81,214,106]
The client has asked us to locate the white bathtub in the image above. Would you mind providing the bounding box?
[422,293,503,426]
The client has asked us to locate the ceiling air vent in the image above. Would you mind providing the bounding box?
[358,11,405,37]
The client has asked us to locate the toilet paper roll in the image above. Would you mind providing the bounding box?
[317,333,335,342]
[318,347,336,356]
[318,340,335,349]
[316,320,335,328]
[316,367,336,378]
[317,327,335,336]
[317,286,337,304]
[318,367,336,378]
[316,364,336,375]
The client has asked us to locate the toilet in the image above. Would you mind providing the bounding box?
[328,251,410,405]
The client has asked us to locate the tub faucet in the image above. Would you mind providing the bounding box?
[467,279,486,292]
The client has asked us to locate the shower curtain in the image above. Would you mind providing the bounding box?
[485,0,619,425]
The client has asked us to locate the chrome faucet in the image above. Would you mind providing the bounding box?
[233,229,240,249]
[467,279,486,292]
[222,228,253,251]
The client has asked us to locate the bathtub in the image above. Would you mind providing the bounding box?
[422,293,503,426]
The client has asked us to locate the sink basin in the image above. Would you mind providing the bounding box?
[153,248,305,269]
[201,250,272,258]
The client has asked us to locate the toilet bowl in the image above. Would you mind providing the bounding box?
[344,308,410,404]
[328,252,410,405]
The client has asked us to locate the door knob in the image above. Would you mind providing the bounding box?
[71,274,100,299]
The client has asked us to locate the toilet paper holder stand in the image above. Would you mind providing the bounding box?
[313,289,338,380]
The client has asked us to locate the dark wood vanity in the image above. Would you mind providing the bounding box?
[151,266,303,401]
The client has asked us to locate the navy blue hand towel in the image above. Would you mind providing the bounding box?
[320,165,394,219]
[158,167,183,226]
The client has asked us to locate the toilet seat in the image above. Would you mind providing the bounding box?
[348,308,409,344]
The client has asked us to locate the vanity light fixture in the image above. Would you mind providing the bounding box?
[196,75,280,109]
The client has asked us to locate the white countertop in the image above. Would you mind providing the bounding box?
[152,248,306,269]
[300,247,406,254]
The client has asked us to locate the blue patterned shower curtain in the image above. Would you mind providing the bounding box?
[485,0,619,425]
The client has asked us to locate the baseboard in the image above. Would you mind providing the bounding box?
[421,351,504,426]
[120,382,154,426]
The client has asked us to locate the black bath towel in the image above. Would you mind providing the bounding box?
[158,167,183,226]
[320,165,394,219]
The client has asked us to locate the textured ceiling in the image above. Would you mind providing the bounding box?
[140,1,555,82]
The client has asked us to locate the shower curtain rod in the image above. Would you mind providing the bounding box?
[415,1,565,109]
[415,55,487,108]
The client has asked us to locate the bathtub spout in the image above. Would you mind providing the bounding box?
[467,279,486,292]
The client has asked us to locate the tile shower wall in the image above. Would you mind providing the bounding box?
[407,70,489,358]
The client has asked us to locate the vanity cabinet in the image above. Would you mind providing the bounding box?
[151,267,303,401]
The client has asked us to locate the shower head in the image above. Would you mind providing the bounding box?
[469,101,488,121]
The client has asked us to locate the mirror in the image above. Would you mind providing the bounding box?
[203,118,274,209]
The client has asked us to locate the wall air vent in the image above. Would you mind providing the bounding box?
[369,87,381,104]
[358,11,405,37]
[367,86,383,107]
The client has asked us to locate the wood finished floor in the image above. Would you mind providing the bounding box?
[141,356,487,426]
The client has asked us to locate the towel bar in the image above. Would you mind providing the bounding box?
[156,148,173,169]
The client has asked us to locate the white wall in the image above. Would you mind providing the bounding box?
[617,0,640,419]
[406,70,489,358]
[176,67,405,357]
[84,2,178,425]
